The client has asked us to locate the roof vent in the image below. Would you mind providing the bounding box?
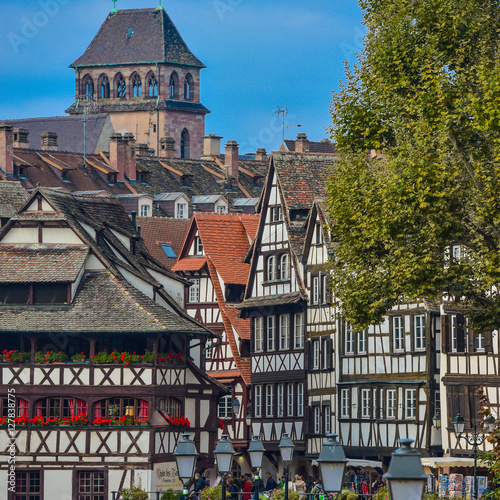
[126,28,133,37]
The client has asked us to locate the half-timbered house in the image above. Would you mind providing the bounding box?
[0,189,224,499]
[238,152,334,477]
[302,200,336,458]
[172,213,259,474]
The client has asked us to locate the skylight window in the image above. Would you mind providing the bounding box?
[160,243,177,259]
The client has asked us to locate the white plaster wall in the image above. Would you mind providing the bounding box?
[110,228,131,250]
[1,227,38,243]
[43,227,83,244]
[44,469,73,499]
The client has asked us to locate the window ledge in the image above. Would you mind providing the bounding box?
[262,279,291,286]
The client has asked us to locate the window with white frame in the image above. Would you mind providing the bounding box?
[414,315,426,350]
[176,203,187,218]
[297,383,304,416]
[316,223,323,245]
[265,385,274,417]
[287,383,294,416]
[345,323,354,354]
[361,389,371,418]
[322,338,329,369]
[294,312,304,348]
[254,316,263,352]
[393,316,404,352]
[280,253,290,280]
[314,406,321,434]
[254,385,262,417]
[341,388,350,418]
[194,236,203,255]
[267,316,275,351]
[279,314,289,350]
[324,405,331,433]
[452,244,463,260]
[277,384,284,417]
[386,389,396,419]
[312,340,320,369]
[405,388,417,419]
[451,315,458,352]
[189,278,200,303]
[474,332,485,352]
[322,274,328,304]
[357,330,367,354]
[218,394,232,418]
[270,206,283,222]
[216,204,227,213]
[312,276,319,304]
[140,204,150,217]
[267,255,277,281]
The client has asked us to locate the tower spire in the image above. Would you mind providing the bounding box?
[156,0,162,10]
[111,0,117,13]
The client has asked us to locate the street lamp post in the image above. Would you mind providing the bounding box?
[453,413,495,500]
[383,438,427,500]
[248,435,265,500]
[279,433,295,500]
[316,434,348,494]
[214,434,235,500]
[174,433,199,496]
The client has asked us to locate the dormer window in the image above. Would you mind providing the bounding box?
[194,237,203,256]
[140,204,150,217]
[0,283,69,305]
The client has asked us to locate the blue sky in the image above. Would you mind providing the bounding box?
[0,0,364,154]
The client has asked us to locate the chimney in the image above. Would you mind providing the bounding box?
[159,137,176,159]
[135,143,151,156]
[123,133,137,181]
[255,148,267,161]
[0,123,14,176]
[295,132,309,153]
[13,128,29,149]
[225,140,239,187]
[109,133,126,182]
[203,133,223,157]
[41,131,58,152]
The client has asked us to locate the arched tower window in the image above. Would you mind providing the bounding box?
[83,75,94,99]
[115,73,126,98]
[147,72,158,97]
[169,72,178,99]
[184,73,193,100]
[131,72,142,97]
[180,128,190,159]
[99,74,110,99]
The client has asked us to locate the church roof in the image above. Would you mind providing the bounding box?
[71,8,204,68]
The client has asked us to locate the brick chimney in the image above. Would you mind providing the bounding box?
[295,133,309,153]
[255,148,267,161]
[0,123,14,176]
[135,143,152,156]
[13,128,29,149]
[203,134,223,157]
[159,137,176,159]
[225,141,239,186]
[109,133,126,182]
[123,133,136,181]
[41,131,58,151]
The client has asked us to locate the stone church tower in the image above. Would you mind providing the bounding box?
[66,6,209,158]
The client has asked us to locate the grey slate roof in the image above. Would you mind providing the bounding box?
[0,246,89,283]
[0,182,28,219]
[71,8,204,68]
[284,139,336,154]
[5,115,114,154]
[0,271,204,333]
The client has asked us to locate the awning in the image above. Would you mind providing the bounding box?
[421,457,488,468]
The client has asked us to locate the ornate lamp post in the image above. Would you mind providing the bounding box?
[432,412,441,430]
[453,413,495,500]
[316,434,348,493]
[174,433,199,496]
[248,435,266,500]
[214,434,235,500]
[383,438,427,500]
[279,433,295,500]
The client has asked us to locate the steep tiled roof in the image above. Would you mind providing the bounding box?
[0,182,28,219]
[137,217,190,269]
[0,246,88,283]
[0,271,205,333]
[191,213,259,285]
[71,8,204,68]
[5,115,113,153]
[172,257,207,272]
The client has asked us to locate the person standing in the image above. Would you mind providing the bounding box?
[227,478,240,500]
[311,479,323,500]
[242,474,252,500]
[265,473,278,491]
[294,475,307,500]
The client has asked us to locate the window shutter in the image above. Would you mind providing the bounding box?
[304,405,311,434]
[327,338,333,370]
[456,314,466,352]
[442,314,449,353]
[341,319,346,355]
[484,331,493,353]
[307,341,313,370]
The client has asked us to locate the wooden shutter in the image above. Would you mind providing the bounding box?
[442,314,449,353]
[326,338,334,370]
[456,314,466,352]
[484,331,493,353]
[307,341,313,370]
[304,406,311,434]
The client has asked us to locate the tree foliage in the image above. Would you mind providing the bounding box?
[327,0,500,330]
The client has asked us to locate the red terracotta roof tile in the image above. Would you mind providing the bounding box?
[171,257,206,272]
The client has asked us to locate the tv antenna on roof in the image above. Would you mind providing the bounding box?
[73,94,98,167]
[275,106,288,142]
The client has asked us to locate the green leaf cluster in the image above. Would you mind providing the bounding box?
[328,0,500,330]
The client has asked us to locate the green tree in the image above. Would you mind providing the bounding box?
[328,0,500,330]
